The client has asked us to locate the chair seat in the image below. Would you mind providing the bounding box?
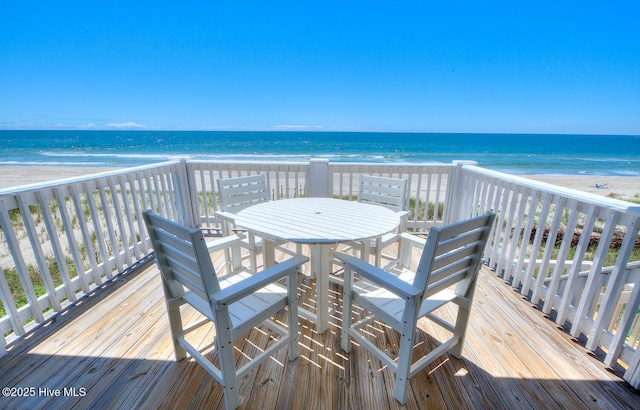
[353,270,456,331]
[183,271,287,333]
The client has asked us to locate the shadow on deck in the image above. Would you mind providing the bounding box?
[1,245,638,409]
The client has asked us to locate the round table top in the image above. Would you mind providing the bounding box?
[233,197,400,244]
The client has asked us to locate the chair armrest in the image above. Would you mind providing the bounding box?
[205,234,242,253]
[334,252,422,300]
[210,255,309,309]
[399,232,426,247]
[215,210,237,224]
[397,232,426,267]
[215,210,247,236]
[397,210,410,219]
[396,210,410,231]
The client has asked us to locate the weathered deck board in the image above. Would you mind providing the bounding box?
[0,244,638,410]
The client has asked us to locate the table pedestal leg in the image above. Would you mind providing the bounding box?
[299,243,335,333]
[262,238,276,268]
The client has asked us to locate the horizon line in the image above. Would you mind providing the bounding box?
[0,128,638,137]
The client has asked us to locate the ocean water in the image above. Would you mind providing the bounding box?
[1,130,639,176]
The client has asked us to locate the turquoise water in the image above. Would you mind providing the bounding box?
[1,130,639,176]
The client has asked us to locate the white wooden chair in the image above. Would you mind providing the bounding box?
[216,174,270,272]
[335,212,495,404]
[143,211,308,410]
[355,175,409,268]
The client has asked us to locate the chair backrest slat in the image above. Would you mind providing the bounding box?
[434,229,486,257]
[428,255,477,291]
[144,211,221,300]
[155,227,199,257]
[217,174,269,213]
[160,245,209,300]
[432,242,480,272]
[358,175,408,212]
[413,213,495,298]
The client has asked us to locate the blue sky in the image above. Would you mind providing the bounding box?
[1,1,639,134]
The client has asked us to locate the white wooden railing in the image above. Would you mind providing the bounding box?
[454,165,640,387]
[0,162,190,354]
[184,158,456,232]
[1,159,639,388]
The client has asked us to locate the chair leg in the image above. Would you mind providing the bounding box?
[222,224,234,273]
[212,309,240,410]
[164,298,187,360]
[450,276,478,358]
[361,242,370,264]
[248,233,258,273]
[341,268,354,353]
[393,309,419,405]
[449,302,472,358]
[373,237,382,267]
[287,272,300,361]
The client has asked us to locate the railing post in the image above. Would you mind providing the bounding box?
[445,160,477,224]
[306,159,332,198]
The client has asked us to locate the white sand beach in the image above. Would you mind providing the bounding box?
[522,174,640,202]
[0,166,122,190]
[1,165,639,202]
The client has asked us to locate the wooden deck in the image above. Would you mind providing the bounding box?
[1,243,638,410]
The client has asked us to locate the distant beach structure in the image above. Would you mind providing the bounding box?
[0,130,638,176]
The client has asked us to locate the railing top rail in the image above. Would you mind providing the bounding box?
[462,164,638,212]
[187,159,459,169]
[187,159,309,167]
[0,161,182,196]
[328,161,458,169]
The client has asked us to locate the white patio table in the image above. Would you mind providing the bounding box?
[231,197,400,333]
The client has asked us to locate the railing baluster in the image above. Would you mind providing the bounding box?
[0,199,29,335]
[570,209,620,338]
[98,179,122,275]
[555,205,599,325]
[542,199,581,314]
[108,176,129,267]
[85,181,112,280]
[36,190,77,303]
[499,184,516,280]
[118,175,138,262]
[531,196,568,305]
[16,195,61,313]
[511,190,540,289]
[142,170,155,214]
[492,180,510,272]
[70,184,101,284]
[520,192,553,296]
[128,173,147,255]
[53,186,91,294]
[589,216,639,351]
[500,184,526,281]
